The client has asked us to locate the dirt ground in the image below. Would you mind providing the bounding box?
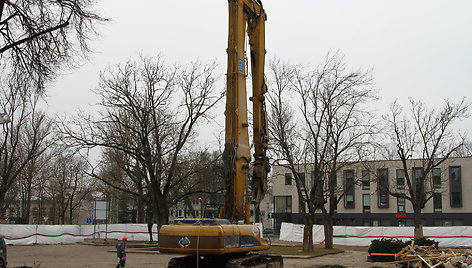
[6,243,396,268]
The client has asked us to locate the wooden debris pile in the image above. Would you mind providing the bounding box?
[370,240,472,267]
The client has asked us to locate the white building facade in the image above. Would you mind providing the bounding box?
[270,157,472,233]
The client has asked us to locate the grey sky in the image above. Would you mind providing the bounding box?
[48,0,472,142]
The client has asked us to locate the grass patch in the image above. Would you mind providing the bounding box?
[260,245,343,257]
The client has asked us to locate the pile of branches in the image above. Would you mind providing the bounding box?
[370,240,472,268]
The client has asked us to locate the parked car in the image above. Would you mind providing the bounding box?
[0,236,6,268]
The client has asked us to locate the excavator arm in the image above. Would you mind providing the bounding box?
[224,0,269,224]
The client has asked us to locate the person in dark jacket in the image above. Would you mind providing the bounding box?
[115,237,127,268]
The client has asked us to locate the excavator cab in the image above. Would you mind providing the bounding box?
[201,203,224,219]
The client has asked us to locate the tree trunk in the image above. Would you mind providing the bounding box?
[0,189,6,215]
[69,202,73,224]
[155,195,169,230]
[254,204,260,223]
[413,204,424,239]
[323,214,334,249]
[137,197,145,223]
[25,192,32,223]
[302,213,314,252]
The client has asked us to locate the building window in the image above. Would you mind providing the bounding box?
[432,168,441,189]
[412,167,424,193]
[344,170,355,208]
[297,172,306,191]
[433,193,442,212]
[41,208,47,217]
[362,170,370,190]
[397,197,406,213]
[362,194,371,213]
[284,173,292,185]
[449,166,462,207]
[274,196,292,213]
[377,168,389,208]
[312,171,324,203]
[396,169,405,189]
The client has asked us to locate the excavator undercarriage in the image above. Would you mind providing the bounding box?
[168,253,283,268]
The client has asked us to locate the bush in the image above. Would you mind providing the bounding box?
[409,237,439,249]
[368,238,408,262]
[368,237,440,262]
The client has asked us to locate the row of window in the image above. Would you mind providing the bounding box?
[280,166,463,211]
[275,193,444,214]
[170,209,200,218]
[284,167,449,190]
[362,193,442,213]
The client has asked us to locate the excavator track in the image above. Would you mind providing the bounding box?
[225,253,283,268]
[167,253,283,268]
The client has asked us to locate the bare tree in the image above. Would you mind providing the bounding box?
[43,147,91,224]
[0,79,54,215]
[268,53,377,250]
[453,139,472,157]
[60,56,223,228]
[17,151,54,223]
[95,147,148,222]
[267,59,317,252]
[381,98,469,239]
[0,0,107,93]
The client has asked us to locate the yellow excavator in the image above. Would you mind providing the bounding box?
[158,0,282,267]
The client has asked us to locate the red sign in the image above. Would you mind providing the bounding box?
[395,214,407,218]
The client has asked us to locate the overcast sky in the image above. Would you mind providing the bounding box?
[48,0,472,145]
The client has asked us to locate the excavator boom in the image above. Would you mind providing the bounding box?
[224,0,269,224]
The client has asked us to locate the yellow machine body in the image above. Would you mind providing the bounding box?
[158,219,269,255]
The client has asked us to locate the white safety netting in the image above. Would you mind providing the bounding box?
[279,222,472,247]
[0,224,158,245]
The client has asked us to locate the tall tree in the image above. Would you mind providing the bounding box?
[44,147,91,224]
[267,59,316,252]
[17,151,54,223]
[0,79,54,214]
[268,52,376,250]
[61,56,223,228]
[0,0,106,93]
[381,98,469,239]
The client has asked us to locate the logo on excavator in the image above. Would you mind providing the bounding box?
[238,56,244,73]
[178,236,191,248]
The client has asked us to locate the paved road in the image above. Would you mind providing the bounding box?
[7,244,394,268]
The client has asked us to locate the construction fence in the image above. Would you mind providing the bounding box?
[279,222,472,247]
[0,224,158,245]
[3,222,472,247]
